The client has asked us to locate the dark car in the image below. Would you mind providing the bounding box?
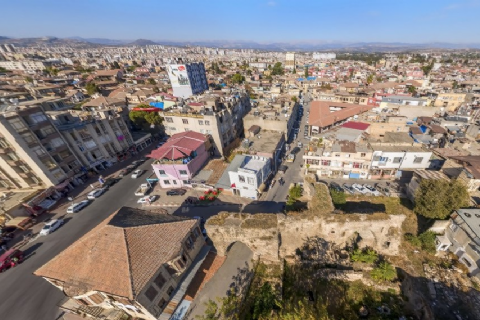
[103,178,119,188]
[0,226,17,237]
[166,189,187,196]
[0,249,24,273]
[278,165,288,174]
[329,182,344,193]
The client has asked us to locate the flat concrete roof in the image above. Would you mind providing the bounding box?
[249,130,283,154]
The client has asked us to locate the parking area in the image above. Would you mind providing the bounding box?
[317,177,406,197]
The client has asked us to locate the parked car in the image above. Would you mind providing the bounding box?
[137,195,158,204]
[117,169,128,178]
[103,177,119,189]
[278,165,288,174]
[363,184,381,196]
[40,219,64,236]
[166,188,187,196]
[87,188,107,200]
[298,142,303,148]
[0,226,17,237]
[329,182,344,193]
[352,183,368,194]
[342,183,355,194]
[0,249,24,272]
[131,169,144,179]
[66,200,91,214]
[375,184,391,197]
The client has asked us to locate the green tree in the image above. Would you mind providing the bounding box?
[414,179,469,219]
[147,78,156,85]
[112,61,121,69]
[421,62,434,76]
[370,261,397,282]
[231,73,244,84]
[252,282,280,319]
[271,62,284,76]
[195,300,220,320]
[246,69,252,76]
[291,96,297,103]
[85,82,100,95]
[366,74,374,84]
[304,67,309,79]
[405,231,437,254]
[351,248,378,264]
[292,67,296,74]
[25,76,33,83]
[0,67,9,73]
[129,104,163,129]
[407,85,417,95]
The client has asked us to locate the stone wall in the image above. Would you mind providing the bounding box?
[206,211,405,262]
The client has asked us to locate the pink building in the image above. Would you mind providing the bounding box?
[149,131,211,188]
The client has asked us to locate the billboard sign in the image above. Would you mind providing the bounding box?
[167,64,190,87]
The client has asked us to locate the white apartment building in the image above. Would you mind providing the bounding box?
[313,52,336,60]
[285,52,295,70]
[0,60,46,71]
[227,155,271,200]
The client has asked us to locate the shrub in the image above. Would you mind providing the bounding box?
[350,248,378,264]
[370,261,397,282]
[405,231,436,254]
[330,189,346,206]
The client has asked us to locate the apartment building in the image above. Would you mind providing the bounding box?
[166,63,208,99]
[161,93,251,156]
[0,60,45,71]
[0,101,80,190]
[433,93,473,112]
[380,95,428,107]
[46,106,134,170]
[285,52,295,70]
[35,207,207,320]
[435,209,480,279]
[303,140,373,179]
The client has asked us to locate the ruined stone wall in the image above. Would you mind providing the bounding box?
[206,211,405,261]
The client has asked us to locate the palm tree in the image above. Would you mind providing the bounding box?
[370,261,396,282]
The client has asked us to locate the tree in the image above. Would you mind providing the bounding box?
[351,248,378,264]
[129,104,163,130]
[414,179,469,219]
[370,261,396,282]
[252,282,280,319]
[0,67,9,73]
[85,82,100,95]
[147,78,156,85]
[421,62,434,76]
[271,62,284,76]
[304,67,309,79]
[366,74,374,84]
[112,61,121,69]
[393,65,398,73]
[231,73,244,84]
[246,69,252,76]
[25,76,33,83]
[195,300,220,320]
[407,85,417,95]
[291,96,298,103]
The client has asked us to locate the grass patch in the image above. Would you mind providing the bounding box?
[206,211,230,226]
[241,214,278,229]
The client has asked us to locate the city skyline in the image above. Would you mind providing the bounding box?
[1,0,480,43]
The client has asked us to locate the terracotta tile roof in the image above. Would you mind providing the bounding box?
[149,131,206,160]
[34,207,197,299]
[309,101,373,128]
[342,121,370,131]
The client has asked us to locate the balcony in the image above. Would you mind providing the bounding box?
[6,159,23,166]
[0,146,12,154]
[27,119,49,129]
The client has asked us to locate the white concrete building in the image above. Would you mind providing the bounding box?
[285,52,295,70]
[226,155,271,200]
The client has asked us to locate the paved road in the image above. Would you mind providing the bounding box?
[265,98,311,202]
[187,242,253,320]
[0,159,156,320]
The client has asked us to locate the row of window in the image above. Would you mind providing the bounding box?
[158,170,188,176]
[165,117,211,126]
[373,156,424,164]
[162,179,189,185]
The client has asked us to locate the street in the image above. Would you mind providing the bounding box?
[0,159,155,320]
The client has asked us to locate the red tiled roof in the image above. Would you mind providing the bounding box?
[309,101,373,128]
[342,121,370,131]
[149,131,206,160]
[34,207,197,299]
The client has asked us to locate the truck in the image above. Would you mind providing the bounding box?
[135,183,151,196]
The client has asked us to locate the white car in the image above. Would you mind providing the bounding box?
[66,200,91,213]
[352,183,368,194]
[87,188,107,200]
[137,195,158,204]
[40,219,64,236]
[131,170,144,179]
[363,184,381,196]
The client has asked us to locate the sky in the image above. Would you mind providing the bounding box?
[1,0,480,43]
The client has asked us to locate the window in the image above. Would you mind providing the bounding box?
[163,180,170,185]
[175,259,185,270]
[182,254,187,263]
[184,128,191,132]
[165,117,173,123]
[154,273,166,289]
[393,157,402,163]
[169,127,177,131]
[179,170,187,175]
[76,298,92,306]
[8,118,27,131]
[159,170,166,175]
[205,120,210,126]
[335,154,340,157]
[353,162,361,169]
[0,139,8,148]
[360,153,366,157]
[172,180,177,185]
[198,120,204,125]
[462,258,472,268]
[238,175,246,183]
[247,177,255,185]
[30,112,47,124]
[182,119,189,124]
[413,157,423,163]
[158,299,167,310]
[321,160,331,166]
[183,180,189,184]
[19,165,29,172]
[372,155,381,161]
[7,152,18,161]
[379,157,388,162]
[167,286,174,296]
[144,286,158,301]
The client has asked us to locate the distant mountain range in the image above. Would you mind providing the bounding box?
[1,36,480,52]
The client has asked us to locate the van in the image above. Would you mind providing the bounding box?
[0,249,24,272]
